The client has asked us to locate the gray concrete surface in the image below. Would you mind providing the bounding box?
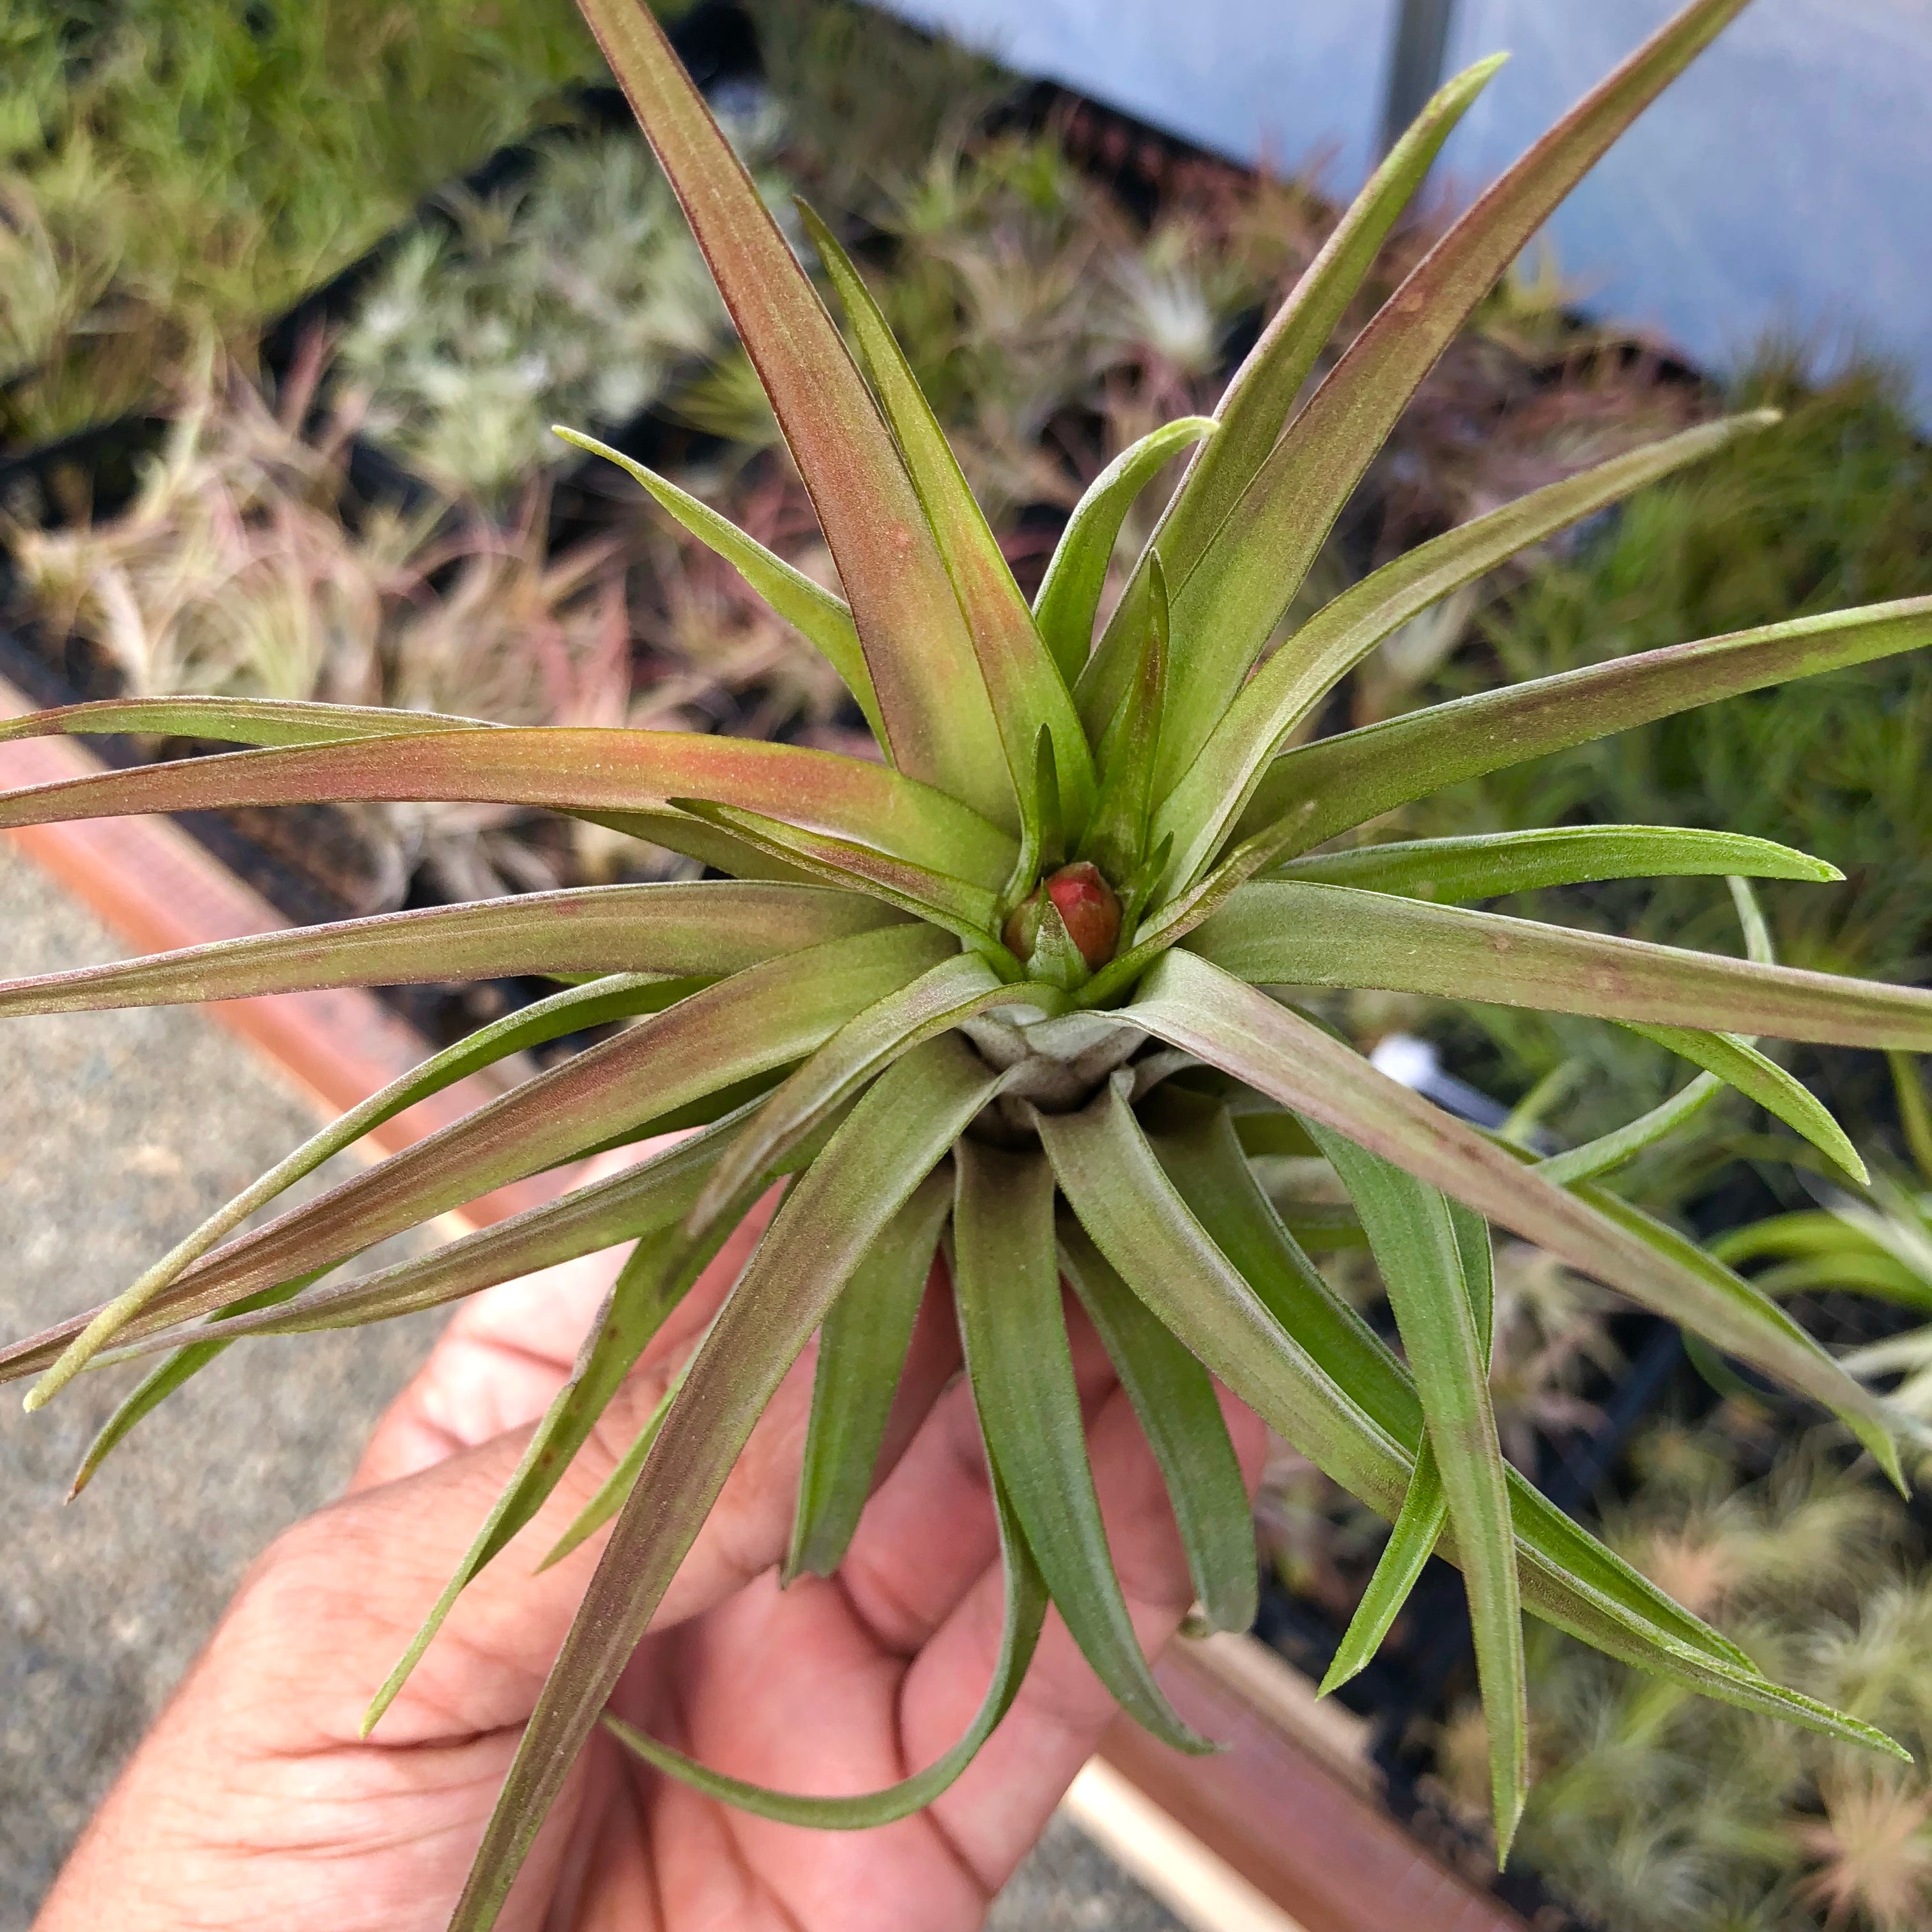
[0,840,1182,1931]
[0,840,444,1921]
[988,1815,1186,1931]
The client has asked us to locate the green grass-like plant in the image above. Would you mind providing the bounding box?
[5,1,1932,1917]
[336,112,788,500]
[0,0,614,442]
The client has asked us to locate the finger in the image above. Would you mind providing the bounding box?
[349,1147,769,1491]
[907,1377,1267,1897]
[834,1282,1124,1657]
[222,1208,953,1752]
[620,1377,1264,1931]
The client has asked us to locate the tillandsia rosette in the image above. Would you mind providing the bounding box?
[3,0,1932,1919]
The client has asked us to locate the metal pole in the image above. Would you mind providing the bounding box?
[1379,0,1458,157]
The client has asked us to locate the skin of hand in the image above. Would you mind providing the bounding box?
[34,1147,1264,1932]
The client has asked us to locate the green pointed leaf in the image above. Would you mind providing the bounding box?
[18,972,697,1402]
[1238,595,1932,857]
[607,1463,1047,1825]
[1039,1082,1409,1531]
[689,954,1033,1238]
[1535,1074,1723,1188]
[1325,1446,1446,1694]
[94,1102,790,1363]
[1045,1080,1901,1764]
[953,1140,1211,1754]
[1188,880,1932,1050]
[65,1279,312,1496]
[1057,1218,1256,1636]
[1322,1199,1492,1698]
[1268,824,1838,903]
[0,694,834,880]
[1890,1053,1932,1187]
[1080,555,1168,887]
[1034,420,1212,687]
[0,727,1020,893]
[1156,413,1781,884]
[1308,1130,1524,1851]
[0,884,906,1016]
[1078,54,1504,737]
[1119,950,1901,1482]
[0,695,486,746]
[1031,725,1069,888]
[1579,1182,1906,1487]
[535,1342,696,1572]
[1538,1590,1908,1763]
[574,0,1007,813]
[801,204,1096,845]
[1533,875,1772,1188]
[1151,0,1753,785]
[364,1213,739,1733]
[447,1032,1005,1931]
[555,429,885,745]
[1830,1184,1932,1289]
[669,797,1008,946]
[1025,899,1092,994]
[1712,1211,1894,1269]
[1724,1248,1932,1310]
[1137,1087,1754,1675]
[786,1167,953,1581]
[3,928,954,1389]
[1621,1022,1867,1182]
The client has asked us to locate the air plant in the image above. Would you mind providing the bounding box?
[5,2,1932,1919]
[337,112,790,500]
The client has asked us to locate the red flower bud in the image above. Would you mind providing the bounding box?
[1001,861,1121,972]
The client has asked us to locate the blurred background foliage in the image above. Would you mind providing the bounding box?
[1435,1406,1932,1932]
[0,0,632,441]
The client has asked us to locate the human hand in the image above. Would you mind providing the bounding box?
[36,1153,1263,1932]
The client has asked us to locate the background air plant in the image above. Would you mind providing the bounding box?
[1719,1056,1932,1458]
[337,110,791,501]
[1436,1413,1932,1931]
[4,4,1932,1927]
[5,343,635,907]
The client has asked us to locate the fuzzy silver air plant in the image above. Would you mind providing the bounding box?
[338,107,790,500]
[4,3,1932,1923]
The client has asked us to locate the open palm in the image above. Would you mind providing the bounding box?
[37,1165,1263,1931]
